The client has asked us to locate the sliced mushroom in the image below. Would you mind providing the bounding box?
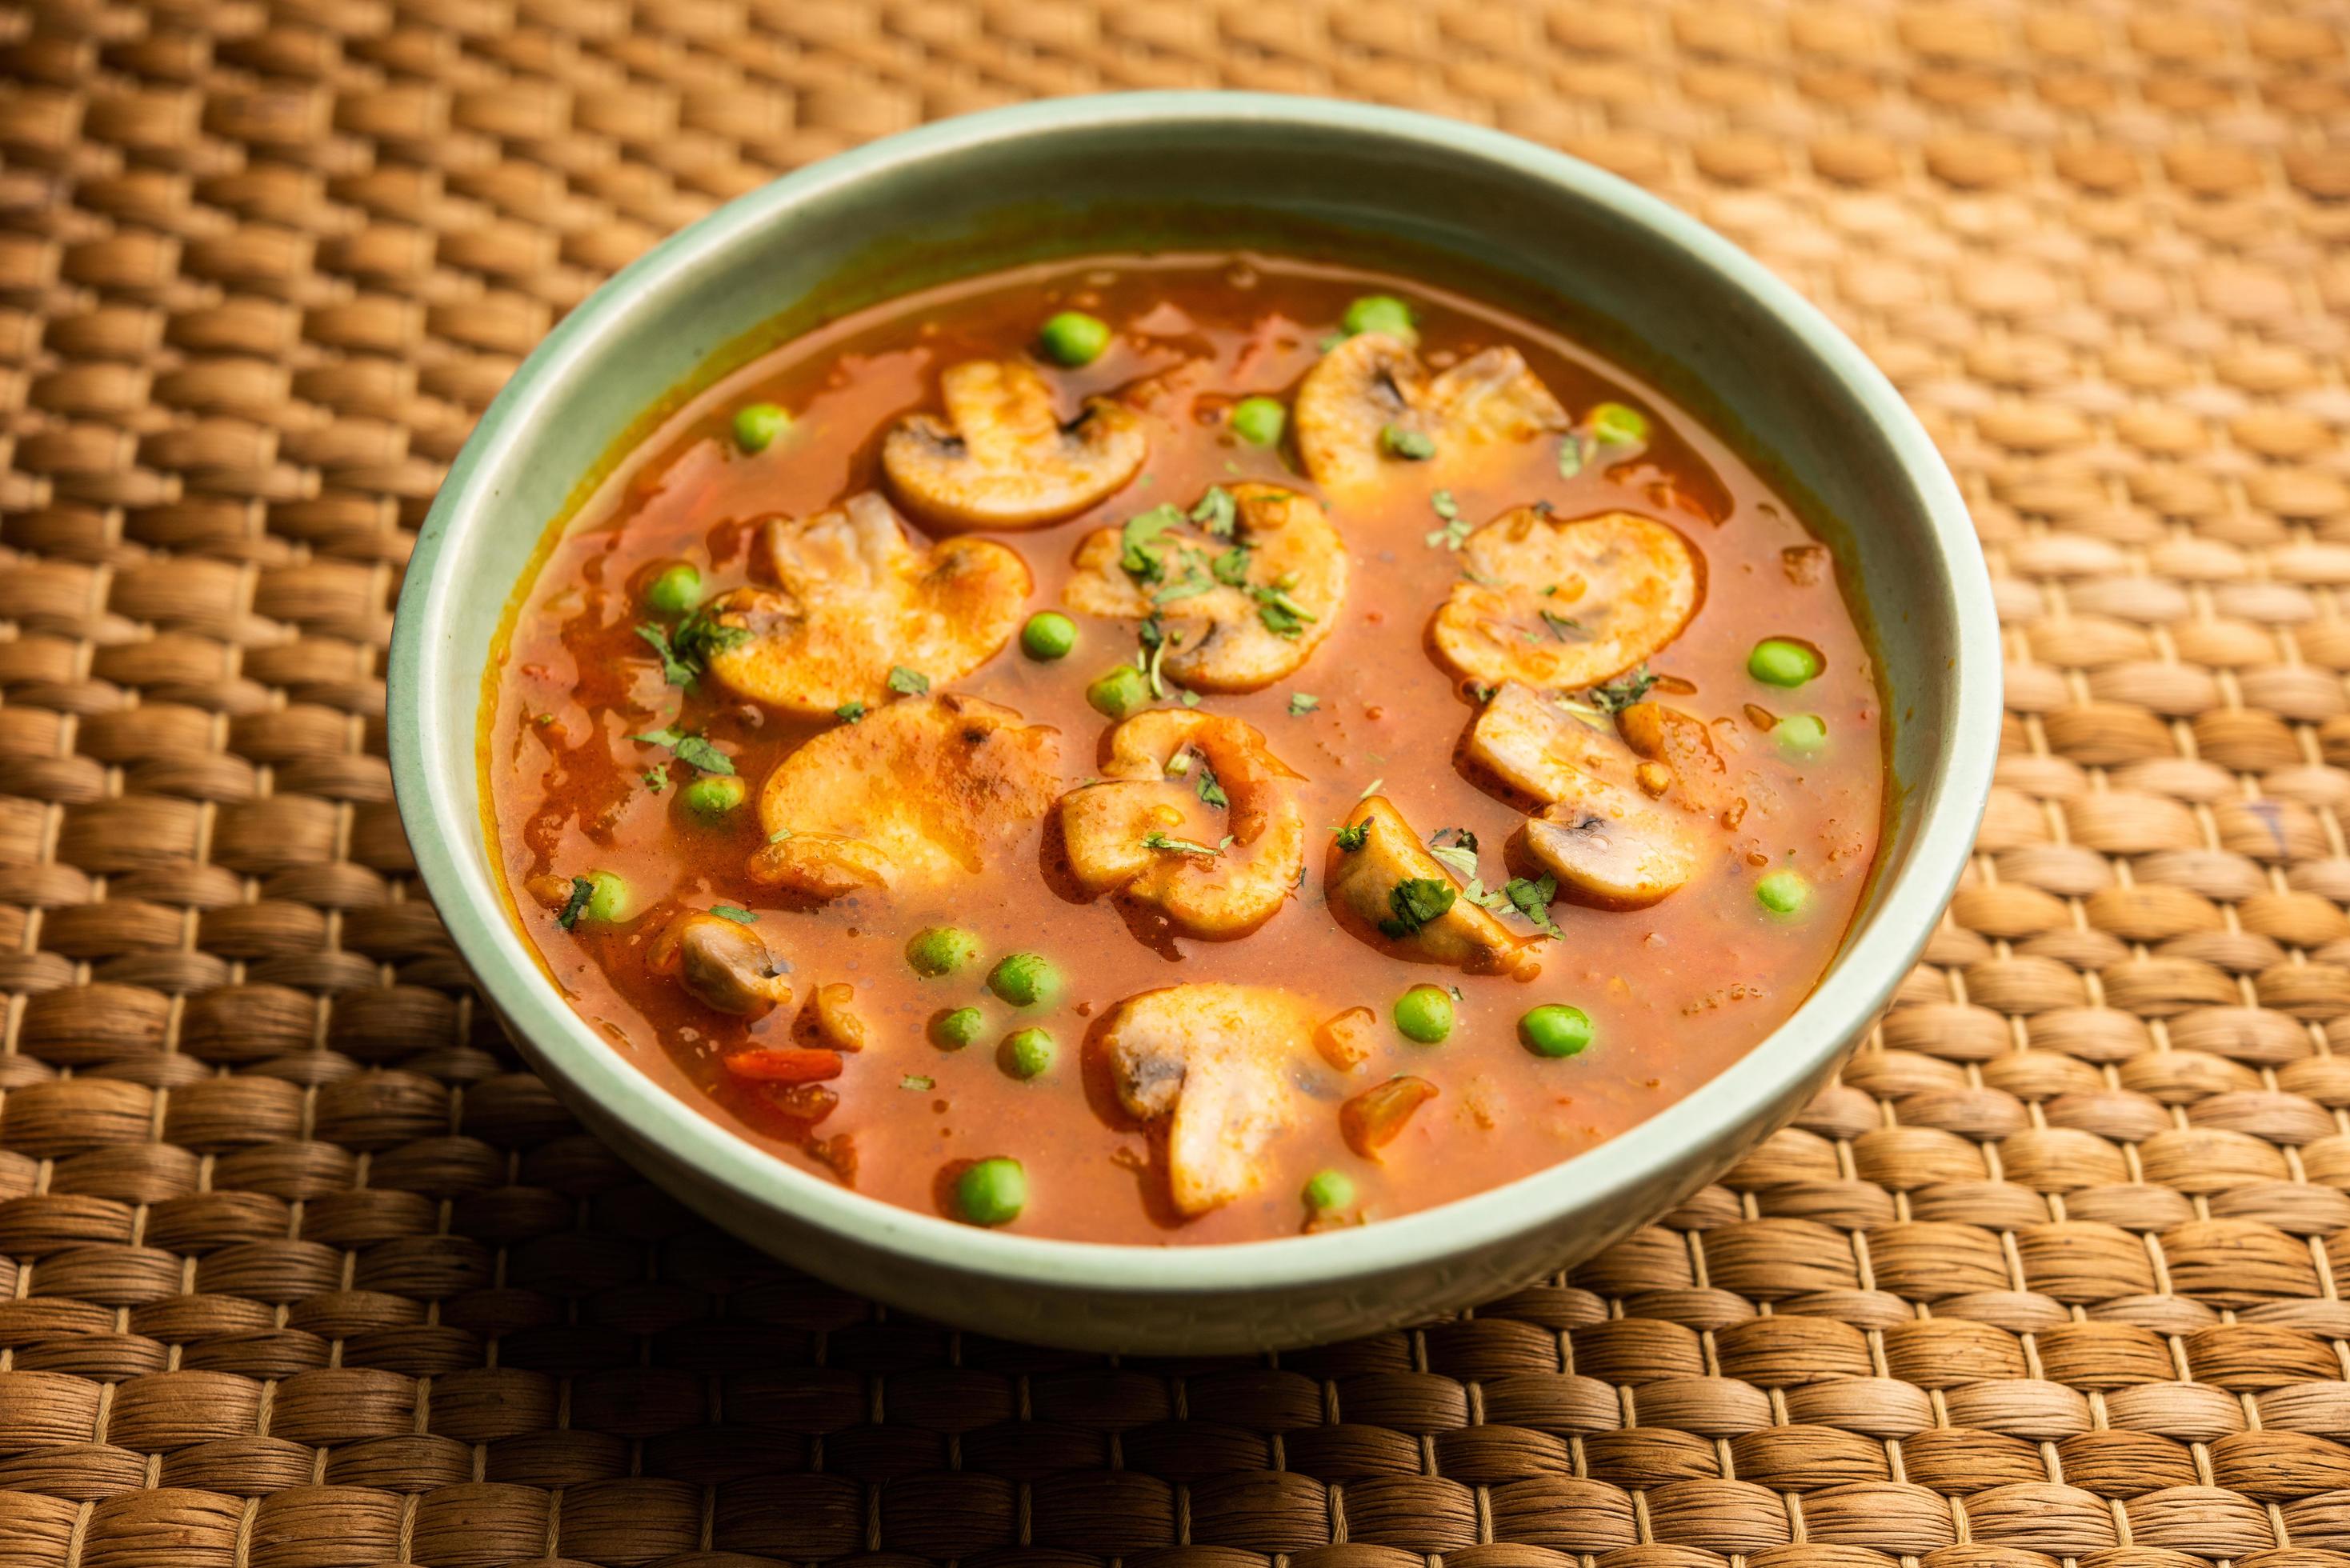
[1063,483,1348,692]
[1464,682,1703,910]
[1324,796,1541,978]
[1463,680,1638,801]
[882,358,1147,530]
[650,911,795,1016]
[1295,332,1570,501]
[1100,982,1321,1217]
[1515,778,1703,910]
[1431,508,1703,690]
[1617,699,1734,818]
[705,493,1028,718]
[1057,710,1305,939]
[751,694,1060,899]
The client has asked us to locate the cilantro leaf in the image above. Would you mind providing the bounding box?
[901,1074,935,1091]
[632,726,736,776]
[1288,692,1319,716]
[1588,665,1659,713]
[1334,821,1369,851]
[835,701,866,722]
[1250,582,1315,639]
[1539,610,1586,642]
[1557,433,1589,478]
[636,610,751,689]
[556,876,593,930]
[1505,875,1564,938]
[1119,503,1186,579]
[1190,486,1238,538]
[1143,829,1223,857]
[1424,489,1471,550]
[887,666,930,696]
[1379,877,1457,938]
[1427,826,1479,882]
[1195,758,1228,810]
[711,905,756,924]
[1211,545,1252,586]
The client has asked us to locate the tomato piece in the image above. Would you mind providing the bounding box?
[1339,1074,1439,1158]
[725,1047,844,1083]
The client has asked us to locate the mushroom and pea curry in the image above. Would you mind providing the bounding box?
[486,254,1884,1244]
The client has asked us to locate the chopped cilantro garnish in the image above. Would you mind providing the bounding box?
[1506,875,1564,938]
[835,702,866,722]
[1428,827,1479,882]
[1424,490,1471,551]
[1195,758,1228,810]
[1119,503,1186,579]
[887,666,930,695]
[1358,778,1383,800]
[1588,666,1659,713]
[711,905,756,924]
[631,726,735,776]
[901,1074,935,1091]
[1539,610,1586,642]
[1334,821,1370,851]
[1289,693,1320,716]
[1380,878,1457,938]
[643,768,667,793]
[1211,545,1252,586]
[1143,829,1223,858]
[768,827,794,842]
[1557,434,1588,478]
[1380,424,1435,462]
[555,876,594,930]
[636,610,751,688]
[1250,582,1315,639]
[1190,486,1238,538]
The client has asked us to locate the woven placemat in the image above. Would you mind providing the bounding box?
[4,1,2350,1563]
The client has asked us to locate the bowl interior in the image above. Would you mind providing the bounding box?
[393,94,1996,1305]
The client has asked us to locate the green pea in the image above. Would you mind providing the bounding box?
[581,870,633,925]
[644,562,702,615]
[1392,984,1455,1045]
[1000,1026,1055,1080]
[1087,664,1150,720]
[1230,395,1287,446]
[1774,714,1828,760]
[1342,295,1416,340]
[956,1158,1027,1226]
[1303,1168,1355,1211]
[1379,423,1435,462]
[906,926,981,978]
[1021,610,1078,662]
[682,774,747,819]
[988,951,1062,1008]
[1748,638,1824,688]
[1589,401,1651,446]
[1520,1003,1594,1059]
[732,402,790,453]
[1757,870,1811,917]
[931,1006,987,1051]
[1039,310,1112,366]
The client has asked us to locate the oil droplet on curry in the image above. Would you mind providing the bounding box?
[486,254,1885,1243]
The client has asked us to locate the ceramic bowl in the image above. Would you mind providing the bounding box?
[389,91,2000,1353]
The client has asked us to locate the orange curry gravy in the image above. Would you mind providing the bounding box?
[486,253,1884,1245]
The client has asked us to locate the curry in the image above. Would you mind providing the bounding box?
[484,253,1885,1245]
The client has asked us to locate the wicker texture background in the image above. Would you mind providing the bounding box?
[2,0,2348,1562]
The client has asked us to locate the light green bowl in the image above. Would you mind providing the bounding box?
[388,92,1999,1353]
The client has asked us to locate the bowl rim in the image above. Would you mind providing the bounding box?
[389,89,2000,1296]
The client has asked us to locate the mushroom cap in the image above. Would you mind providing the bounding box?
[649,911,796,1016]
[1099,982,1320,1217]
[882,358,1147,530]
[1063,483,1349,693]
[1431,508,1703,690]
[750,693,1061,900]
[1057,710,1307,940]
[1295,333,1570,502]
[1464,682,1703,909]
[706,492,1029,718]
[1323,795,1542,978]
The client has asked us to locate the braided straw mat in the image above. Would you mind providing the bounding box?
[10,1,2350,1565]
